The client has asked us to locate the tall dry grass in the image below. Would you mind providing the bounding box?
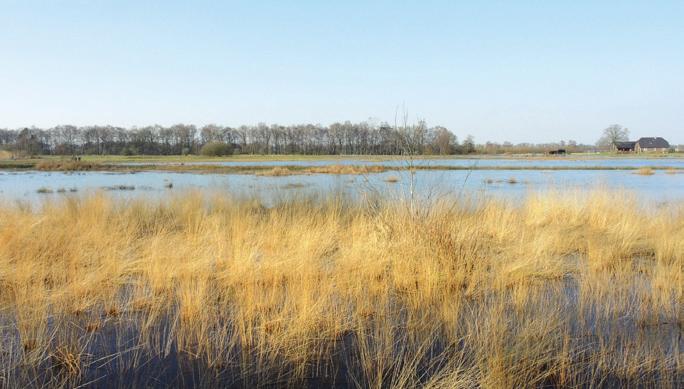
[0,191,681,387]
[256,164,387,176]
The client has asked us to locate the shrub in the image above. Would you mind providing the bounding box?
[200,142,233,157]
[121,146,138,156]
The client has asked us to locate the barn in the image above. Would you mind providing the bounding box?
[635,137,670,153]
[613,141,636,152]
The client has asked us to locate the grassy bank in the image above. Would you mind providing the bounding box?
[59,152,684,162]
[2,152,683,167]
[2,157,684,175]
[0,191,681,387]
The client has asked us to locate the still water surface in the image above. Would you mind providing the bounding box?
[1,166,683,204]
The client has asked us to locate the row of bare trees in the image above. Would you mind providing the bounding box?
[0,121,467,156]
[0,121,598,157]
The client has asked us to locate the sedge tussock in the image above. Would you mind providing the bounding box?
[635,167,655,175]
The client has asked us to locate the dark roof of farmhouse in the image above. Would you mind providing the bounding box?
[636,137,670,149]
[614,141,636,149]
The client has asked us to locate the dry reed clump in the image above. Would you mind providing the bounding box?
[308,164,386,174]
[256,166,294,176]
[0,191,682,387]
[101,185,135,191]
[257,164,387,177]
[635,167,655,175]
[36,187,53,194]
[280,182,307,190]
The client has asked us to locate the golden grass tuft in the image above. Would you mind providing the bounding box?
[257,164,387,176]
[256,166,293,176]
[308,164,386,174]
[0,191,681,387]
[635,167,655,175]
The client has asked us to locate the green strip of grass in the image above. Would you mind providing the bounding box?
[3,161,684,175]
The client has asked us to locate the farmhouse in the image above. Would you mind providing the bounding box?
[613,137,670,153]
[635,137,670,153]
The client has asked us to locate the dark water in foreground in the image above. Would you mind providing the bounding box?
[2,279,681,388]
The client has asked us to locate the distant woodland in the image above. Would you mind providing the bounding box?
[0,122,592,157]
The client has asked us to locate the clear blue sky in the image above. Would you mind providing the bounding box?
[1,1,682,144]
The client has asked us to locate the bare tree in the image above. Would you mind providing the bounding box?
[462,135,476,154]
[430,126,456,155]
[200,124,222,145]
[597,124,629,147]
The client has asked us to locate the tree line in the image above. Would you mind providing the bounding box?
[0,121,592,157]
[0,122,465,156]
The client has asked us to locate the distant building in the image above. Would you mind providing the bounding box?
[613,141,636,152]
[613,137,670,153]
[635,137,670,153]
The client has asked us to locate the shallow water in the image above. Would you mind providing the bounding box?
[1,167,684,205]
[2,277,680,388]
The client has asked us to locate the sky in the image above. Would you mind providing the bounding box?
[1,1,682,144]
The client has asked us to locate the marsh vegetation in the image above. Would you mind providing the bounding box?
[0,191,681,388]
[35,160,105,172]
[635,167,656,176]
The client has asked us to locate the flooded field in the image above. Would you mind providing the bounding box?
[2,161,684,204]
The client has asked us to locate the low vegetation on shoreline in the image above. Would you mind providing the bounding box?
[34,160,106,172]
[256,164,387,176]
[2,156,684,176]
[0,191,681,387]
